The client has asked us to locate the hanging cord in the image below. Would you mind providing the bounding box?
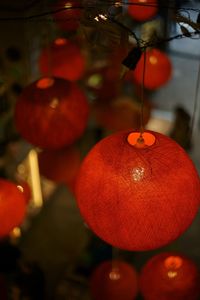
[139,48,147,140]
[190,59,200,138]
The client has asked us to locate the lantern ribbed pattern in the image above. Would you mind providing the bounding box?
[0,179,26,238]
[90,260,138,300]
[14,77,89,150]
[133,48,172,90]
[75,130,200,251]
[139,252,200,300]
[39,38,85,81]
[128,0,158,22]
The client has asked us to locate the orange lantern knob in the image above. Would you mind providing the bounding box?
[75,130,200,250]
[90,260,138,300]
[39,38,85,81]
[52,0,82,32]
[133,48,172,90]
[139,252,200,300]
[38,146,81,191]
[14,77,89,150]
[0,179,26,238]
[128,0,158,22]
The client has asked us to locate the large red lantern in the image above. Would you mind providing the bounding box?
[14,77,89,150]
[92,96,151,131]
[75,130,200,251]
[90,260,138,300]
[52,0,82,32]
[128,0,158,22]
[0,179,26,238]
[139,252,200,300]
[39,38,85,81]
[133,48,172,90]
[38,146,80,191]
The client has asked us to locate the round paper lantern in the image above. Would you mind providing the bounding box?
[133,48,172,90]
[52,0,82,32]
[92,96,151,131]
[75,130,200,250]
[139,252,200,300]
[0,179,26,238]
[38,146,80,190]
[128,0,158,22]
[39,38,85,81]
[14,77,89,150]
[90,260,138,300]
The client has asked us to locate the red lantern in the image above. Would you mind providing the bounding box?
[39,38,85,81]
[139,252,200,300]
[14,77,89,150]
[0,179,26,238]
[128,0,158,22]
[52,0,82,32]
[75,130,200,251]
[38,146,80,191]
[92,96,151,131]
[133,48,172,90]
[90,260,138,300]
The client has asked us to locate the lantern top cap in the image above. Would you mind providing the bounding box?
[36,77,55,89]
[127,131,156,148]
[164,256,183,270]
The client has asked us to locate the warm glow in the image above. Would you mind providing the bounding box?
[64,2,72,8]
[132,167,145,182]
[164,256,183,270]
[87,74,103,88]
[37,77,54,89]
[149,55,158,65]
[17,185,24,193]
[54,38,67,46]
[10,227,21,238]
[109,268,121,281]
[167,271,178,278]
[127,132,156,148]
[49,98,59,109]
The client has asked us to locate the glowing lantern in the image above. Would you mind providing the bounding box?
[52,0,82,32]
[133,48,172,90]
[14,77,89,150]
[90,260,138,300]
[0,179,26,238]
[92,96,151,131]
[75,130,200,251]
[128,0,158,22]
[139,252,200,300]
[38,146,80,191]
[39,38,85,81]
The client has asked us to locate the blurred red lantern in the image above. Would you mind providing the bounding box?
[92,96,151,131]
[52,0,82,32]
[14,77,89,150]
[128,0,158,22]
[39,38,85,81]
[75,130,200,250]
[0,179,26,238]
[139,252,200,300]
[38,146,80,191]
[133,48,172,90]
[90,260,138,300]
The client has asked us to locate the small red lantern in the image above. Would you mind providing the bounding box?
[39,38,85,81]
[38,146,80,191]
[139,252,200,300]
[92,96,151,131]
[52,0,82,32]
[133,48,172,90]
[128,0,158,22]
[75,130,200,251]
[90,260,138,300]
[0,179,26,238]
[14,77,89,150]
